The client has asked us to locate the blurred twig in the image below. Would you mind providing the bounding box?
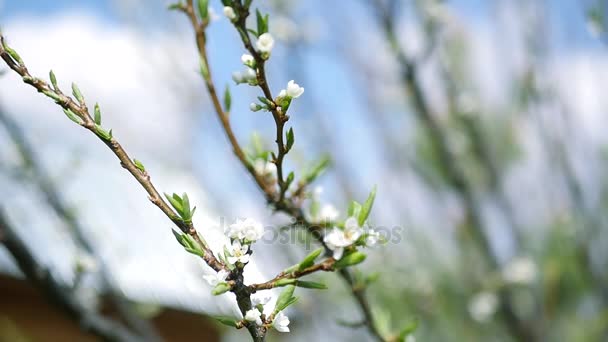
[0,208,142,342]
[0,103,163,342]
[370,1,537,340]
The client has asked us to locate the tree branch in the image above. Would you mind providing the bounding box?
[0,36,224,273]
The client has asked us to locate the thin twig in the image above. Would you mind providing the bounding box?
[0,36,224,273]
[179,1,386,340]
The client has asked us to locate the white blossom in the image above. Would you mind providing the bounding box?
[241,53,254,66]
[256,33,275,53]
[468,291,498,323]
[251,295,271,307]
[245,308,263,326]
[226,218,264,242]
[319,204,339,222]
[324,217,363,260]
[277,89,287,99]
[223,6,236,20]
[250,103,262,112]
[232,71,244,84]
[286,80,304,98]
[243,68,257,82]
[365,229,380,246]
[502,257,537,285]
[272,311,290,332]
[203,269,229,287]
[254,159,277,179]
[226,240,250,265]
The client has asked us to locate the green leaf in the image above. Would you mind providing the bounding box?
[257,96,273,107]
[94,103,102,125]
[256,9,266,35]
[274,278,297,287]
[285,171,295,190]
[94,124,112,141]
[42,90,62,102]
[276,297,298,313]
[274,285,295,313]
[358,185,377,226]
[172,230,189,248]
[1,40,23,64]
[244,0,253,8]
[213,316,239,328]
[133,159,146,172]
[223,84,232,112]
[181,192,191,220]
[304,155,331,184]
[167,2,183,10]
[398,318,419,340]
[286,127,295,151]
[62,108,82,125]
[197,0,209,21]
[298,248,323,271]
[49,70,58,90]
[212,283,231,296]
[296,280,327,289]
[220,0,232,6]
[247,28,259,37]
[71,83,84,104]
[334,251,366,269]
[165,193,184,216]
[348,201,362,218]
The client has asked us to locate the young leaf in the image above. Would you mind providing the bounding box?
[276,297,298,313]
[358,185,377,226]
[1,40,23,64]
[167,2,183,10]
[256,9,266,36]
[286,127,295,151]
[212,282,231,295]
[285,171,295,190]
[71,83,84,104]
[94,103,102,125]
[274,285,297,313]
[197,0,209,21]
[94,125,112,141]
[62,108,82,125]
[298,248,323,271]
[274,278,297,287]
[181,192,191,220]
[303,155,331,184]
[224,84,232,112]
[214,316,239,328]
[49,70,58,90]
[348,201,362,218]
[164,193,184,215]
[398,318,419,340]
[172,230,189,248]
[133,159,146,172]
[42,90,62,102]
[296,280,327,289]
[334,251,366,269]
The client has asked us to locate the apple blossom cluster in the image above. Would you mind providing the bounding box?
[324,217,380,260]
[244,296,290,333]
